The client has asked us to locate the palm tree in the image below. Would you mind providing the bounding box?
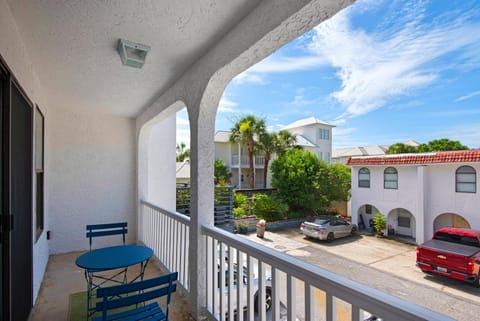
[257,132,279,188]
[176,142,190,162]
[277,130,297,156]
[229,115,266,189]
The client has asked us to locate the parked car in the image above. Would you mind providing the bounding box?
[300,216,357,242]
[416,227,480,286]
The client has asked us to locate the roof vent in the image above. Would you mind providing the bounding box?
[117,39,150,69]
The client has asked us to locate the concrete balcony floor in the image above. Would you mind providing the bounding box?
[30,251,194,321]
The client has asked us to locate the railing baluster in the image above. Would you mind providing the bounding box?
[352,304,360,321]
[220,241,226,321]
[271,267,280,321]
[326,292,334,321]
[287,274,296,321]
[247,254,254,321]
[237,251,244,321]
[228,245,234,321]
[305,283,313,321]
[258,261,266,321]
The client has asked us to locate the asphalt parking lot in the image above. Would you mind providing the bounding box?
[242,227,480,321]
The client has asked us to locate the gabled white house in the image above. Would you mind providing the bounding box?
[348,150,480,244]
[214,117,335,188]
[283,116,335,163]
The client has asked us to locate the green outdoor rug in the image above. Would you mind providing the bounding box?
[68,291,139,321]
[68,291,92,321]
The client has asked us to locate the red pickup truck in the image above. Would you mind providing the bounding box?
[416,227,480,286]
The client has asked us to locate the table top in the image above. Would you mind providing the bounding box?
[75,245,153,270]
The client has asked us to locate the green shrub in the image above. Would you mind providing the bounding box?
[373,212,387,232]
[253,193,288,221]
[287,211,306,219]
[234,192,249,209]
[233,207,247,218]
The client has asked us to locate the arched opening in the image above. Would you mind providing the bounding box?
[434,213,471,231]
[357,204,379,230]
[387,208,415,238]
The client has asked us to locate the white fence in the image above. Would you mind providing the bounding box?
[140,200,453,321]
[140,201,190,290]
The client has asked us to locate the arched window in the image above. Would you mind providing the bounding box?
[384,167,398,189]
[358,168,370,188]
[456,166,476,193]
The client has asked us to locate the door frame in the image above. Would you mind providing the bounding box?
[0,55,34,321]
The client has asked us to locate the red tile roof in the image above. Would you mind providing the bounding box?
[347,150,480,166]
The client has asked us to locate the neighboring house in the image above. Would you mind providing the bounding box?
[282,116,335,163]
[348,150,480,244]
[176,161,190,186]
[214,117,335,189]
[332,140,419,164]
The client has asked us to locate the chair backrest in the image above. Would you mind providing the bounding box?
[95,272,178,321]
[86,222,128,250]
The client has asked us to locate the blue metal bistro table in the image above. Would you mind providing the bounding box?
[75,245,154,319]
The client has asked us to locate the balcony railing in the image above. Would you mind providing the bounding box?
[140,201,190,290]
[140,200,453,321]
[231,155,265,167]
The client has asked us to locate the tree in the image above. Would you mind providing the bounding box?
[257,132,279,188]
[214,159,232,185]
[418,138,469,152]
[270,149,323,212]
[386,138,469,154]
[322,163,351,203]
[176,142,190,162]
[230,115,266,189]
[386,143,417,154]
[277,130,297,156]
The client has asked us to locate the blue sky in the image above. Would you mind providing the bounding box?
[177,0,480,149]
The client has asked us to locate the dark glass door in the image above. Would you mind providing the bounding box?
[0,61,33,321]
[10,81,33,321]
[0,64,4,321]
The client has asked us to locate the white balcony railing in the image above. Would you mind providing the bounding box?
[140,201,190,290]
[140,200,453,321]
[231,155,265,167]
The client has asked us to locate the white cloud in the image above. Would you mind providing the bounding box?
[232,53,328,85]
[308,0,480,120]
[233,72,269,85]
[218,94,238,113]
[289,88,317,107]
[455,90,480,102]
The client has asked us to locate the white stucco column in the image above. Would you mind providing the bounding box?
[187,94,218,319]
[416,166,426,244]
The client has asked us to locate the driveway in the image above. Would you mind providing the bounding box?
[241,228,480,321]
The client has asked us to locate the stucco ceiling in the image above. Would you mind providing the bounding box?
[7,0,261,117]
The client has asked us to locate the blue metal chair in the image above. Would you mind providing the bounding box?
[93,272,178,321]
[86,222,128,250]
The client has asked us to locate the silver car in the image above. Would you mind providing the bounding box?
[300,216,357,242]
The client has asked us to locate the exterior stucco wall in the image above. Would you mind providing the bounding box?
[424,163,480,240]
[146,115,176,211]
[214,142,231,166]
[351,162,480,243]
[47,107,136,253]
[0,0,49,302]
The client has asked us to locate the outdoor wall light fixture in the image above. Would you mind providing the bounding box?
[117,38,150,68]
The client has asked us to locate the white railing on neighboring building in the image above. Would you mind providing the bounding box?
[231,155,265,167]
[140,200,453,321]
[140,200,190,290]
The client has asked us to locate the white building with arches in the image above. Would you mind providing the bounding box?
[348,150,480,244]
